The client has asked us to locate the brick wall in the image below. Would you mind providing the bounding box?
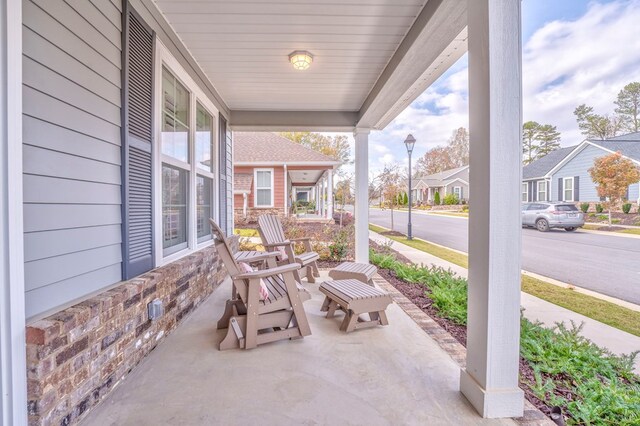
[234,207,286,224]
[25,246,228,426]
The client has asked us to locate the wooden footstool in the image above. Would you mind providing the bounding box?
[319,279,392,333]
[328,262,377,285]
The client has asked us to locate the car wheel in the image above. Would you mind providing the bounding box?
[565,227,577,232]
[536,219,550,232]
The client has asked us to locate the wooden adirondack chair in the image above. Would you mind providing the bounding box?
[210,219,312,350]
[257,214,320,284]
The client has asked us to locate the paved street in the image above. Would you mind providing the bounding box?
[369,208,640,305]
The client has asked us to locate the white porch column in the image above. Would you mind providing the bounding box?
[354,129,370,263]
[1,0,28,423]
[460,0,524,418]
[283,164,288,216]
[326,170,334,219]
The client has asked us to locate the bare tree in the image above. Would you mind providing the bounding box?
[415,127,469,176]
[377,164,403,231]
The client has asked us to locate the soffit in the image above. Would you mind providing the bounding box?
[153,0,426,111]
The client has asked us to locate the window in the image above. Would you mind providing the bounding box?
[196,176,213,242]
[522,183,528,202]
[255,169,274,207]
[537,181,547,201]
[563,177,574,202]
[161,68,189,163]
[453,186,462,199]
[162,165,188,254]
[156,47,219,263]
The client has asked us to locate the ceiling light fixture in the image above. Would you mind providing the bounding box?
[289,50,313,70]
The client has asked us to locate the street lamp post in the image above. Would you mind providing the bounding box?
[404,134,416,240]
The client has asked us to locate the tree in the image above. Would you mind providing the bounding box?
[434,191,441,205]
[279,132,352,165]
[574,104,623,140]
[614,82,640,133]
[403,192,409,206]
[522,121,541,164]
[414,127,469,176]
[536,124,561,157]
[588,152,640,225]
[448,127,469,167]
[334,175,353,227]
[378,164,403,231]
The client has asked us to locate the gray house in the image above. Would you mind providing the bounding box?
[523,132,640,203]
[411,165,469,203]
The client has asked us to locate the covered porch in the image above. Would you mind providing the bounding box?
[288,167,334,220]
[1,0,526,423]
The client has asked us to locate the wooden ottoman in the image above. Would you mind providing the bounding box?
[328,262,377,285]
[319,279,392,333]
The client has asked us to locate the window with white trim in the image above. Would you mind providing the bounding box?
[453,186,462,199]
[537,181,547,201]
[255,169,274,207]
[155,44,219,263]
[522,183,528,202]
[564,177,574,202]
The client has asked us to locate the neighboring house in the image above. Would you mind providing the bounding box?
[233,132,341,220]
[523,132,640,203]
[410,166,469,203]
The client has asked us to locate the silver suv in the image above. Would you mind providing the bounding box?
[522,202,585,232]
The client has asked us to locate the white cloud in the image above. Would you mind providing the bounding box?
[363,0,640,174]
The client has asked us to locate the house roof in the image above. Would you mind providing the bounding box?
[233,132,340,165]
[234,173,253,193]
[413,165,468,188]
[588,138,640,162]
[522,146,577,180]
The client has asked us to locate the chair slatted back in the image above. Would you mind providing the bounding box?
[257,214,286,245]
[209,219,245,297]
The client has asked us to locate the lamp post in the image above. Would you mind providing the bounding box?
[404,134,416,240]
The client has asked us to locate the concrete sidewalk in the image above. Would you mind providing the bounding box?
[370,231,640,373]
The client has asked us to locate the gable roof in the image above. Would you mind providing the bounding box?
[522,146,577,180]
[588,139,640,163]
[607,132,640,141]
[412,165,469,188]
[234,173,253,193]
[233,132,341,165]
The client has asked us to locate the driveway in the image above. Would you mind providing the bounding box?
[369,208,640,305]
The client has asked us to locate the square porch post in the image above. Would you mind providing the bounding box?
[0,0,28,423]
[460,0,524,418]
[326,170,334,219]
[354,129,369,263]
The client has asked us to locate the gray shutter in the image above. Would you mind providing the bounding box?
[557,178,563,201]
[225,129,233,233]
[574,176,580,202]
[218,115,229,235]
[528,182,534,202]
[121,5,155,279]
[531,181,537,202]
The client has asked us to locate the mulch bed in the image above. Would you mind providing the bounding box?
[368,241,554,420]
[585,211,640,226]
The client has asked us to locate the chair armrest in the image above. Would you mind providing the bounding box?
[234,263,301,279]
[262,241,291,248]
[235,251,279,263]
[290,237,311,242]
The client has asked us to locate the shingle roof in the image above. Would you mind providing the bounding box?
[607,132,640,141]
[522,146,577,180]
[414,165,468,185]
[233,132,340,164]
[234,173,252,192]
[589,137,640,162]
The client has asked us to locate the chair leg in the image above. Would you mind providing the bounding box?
[340,311,359,332]
[219,316,245,350]
[311,261,320,278]
[217,299,242,329]
[306,265,316,283]
[326,300,339,318]
[320,296,331,312]
[378,310,389,326]
[282,271,312,337]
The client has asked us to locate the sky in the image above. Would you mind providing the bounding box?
[341,0,640,176]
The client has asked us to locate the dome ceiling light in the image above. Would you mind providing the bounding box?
[288,50,313,70]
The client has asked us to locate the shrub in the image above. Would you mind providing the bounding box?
[588,213,596,218]
[580,202,590,213]
[612,218,621,224]
[443,193,460,205]
[622,203,632,214]
[434,191,441,205]
[462,205,469,213]
[597,214,608,221]
[596,203,604,213]
[328,228,350,261]
[403,192,409,205]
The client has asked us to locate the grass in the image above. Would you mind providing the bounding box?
[369,223,640,337]
[369,249,640,425]
[620,228,640,235]
[582,224,640,235]
[234,228,259,237]
[428,211,469,218]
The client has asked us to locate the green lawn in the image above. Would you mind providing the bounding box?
[369,223,640,337]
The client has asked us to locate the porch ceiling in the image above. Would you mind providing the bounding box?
[152,0,467,131]
[289,169,324,185]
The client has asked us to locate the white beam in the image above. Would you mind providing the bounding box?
[326,170,334,219]
[229,110,357,132]
[283,164,288,216]
[0,0,27,423]
[354,129,370,263]
[460,0,524,418]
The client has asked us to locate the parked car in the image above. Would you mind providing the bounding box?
[522,202,585,232]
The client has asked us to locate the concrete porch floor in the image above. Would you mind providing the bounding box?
[82,272,516,425]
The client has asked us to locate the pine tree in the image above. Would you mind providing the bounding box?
[536,124,561,157]
[614,82,640,133]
